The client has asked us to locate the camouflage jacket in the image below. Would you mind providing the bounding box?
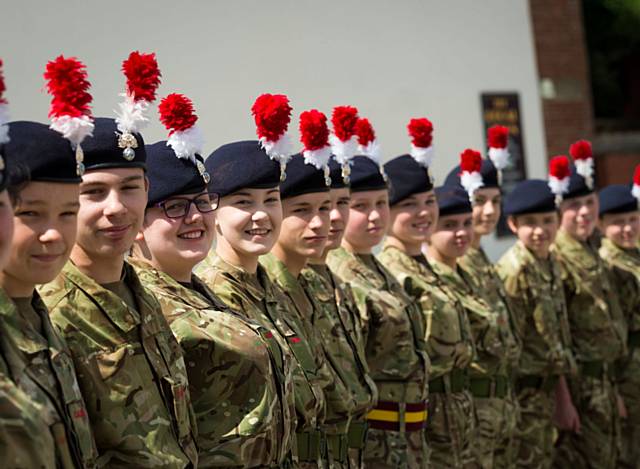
[39,261,198,468]
[328,247,429,404]
[0,289,97,468]
[496,241,575,377]
[197,253,323,434]
[599,238,640,334]
[131,258,295,467]
[378,245,472,380]
[301,263,377,424]
[552,230,627,364]
[458,247,521,375]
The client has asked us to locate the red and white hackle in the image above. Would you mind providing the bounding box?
[355,117,381,164]
[632,164,640,205]
[569,139,594,189]
[459,148,484,199]
[548,155,571,207]
[408,117,434,168]
[299,109,332,185]
[487,125,510,184]
[252,93,293,180]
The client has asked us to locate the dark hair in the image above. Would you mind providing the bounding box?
[5,163,31,206]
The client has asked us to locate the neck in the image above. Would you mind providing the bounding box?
[154,260,193,283]
[471,232,483,249]
[342,238,372,255]
[70,244,124,284]
[308,248,329,265]
[385,235,423,256]
[426,245,457,269]
[271,243,306,277]
[215,239,258,274]
[0,271,35,298]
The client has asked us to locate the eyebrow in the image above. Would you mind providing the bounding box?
[18,199,80,208]
[81,175,143,187]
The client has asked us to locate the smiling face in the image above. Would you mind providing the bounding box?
[215,187,283,264]
[74,168,148,261]
[0,190,14,272]
[343,189,390,253]
[276,191,331,263]
[507,211,559,258]
[389,190,438,253]
[428,212,473,264]
[600,210,640,249]
[472,187,501,237]
[326,187,351,250]
[559,192,598,241]
[141,191,215,280]
[1,182,79,296]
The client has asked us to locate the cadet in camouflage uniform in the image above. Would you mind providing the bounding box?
[302,158,378,469]
[551,151,626,469]
[0,121,99,468]
[130,135,296,467]
[444,153,521,469]
[598,180,640,469]
[379,153,475,469]
[196,134,328,467]
[496,179,577,469]
[328,154,430,468]
[40,118,198,468]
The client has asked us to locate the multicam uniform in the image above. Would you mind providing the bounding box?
[39,261,198,468]
[599,238,640,469]
[497,241,576,469]
[550,230,627,469]
[131,258,295,468]
[458,246,521,468]
[328,247,429,469]
[378,246,475,469]
[197,253,326,467]
[0,289,98,469]
[300,263,378,469]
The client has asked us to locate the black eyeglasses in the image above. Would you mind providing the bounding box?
[156,192,220,219]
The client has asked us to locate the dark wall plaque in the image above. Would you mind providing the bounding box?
[480,92,528,237]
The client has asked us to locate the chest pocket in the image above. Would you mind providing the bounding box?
[571,268,611,332]
[51,350,98,465]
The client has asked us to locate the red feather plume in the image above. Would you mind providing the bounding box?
[0,59,7,104]
[252,93,292,142]
[331,106,359,141]
[355,118,375,146]
[408,118,433,148]
[569,140,592,161]
[549,155,570,179]
[44,55,92,118]
[634,164,640,186]
[299,110,329,151]
[158,93,197,134]
[487,125,508,149]
[460,149,482,173]
[122,51,161,103]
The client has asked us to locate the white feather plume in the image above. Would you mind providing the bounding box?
[632,184,640,202]
[115,93,150,134]
[260,133,293,166]
[488,147,510,171]
[410,144,434,168]
[50,114,95,148]
[167,125,204,163]
[548,176,570,197]
[0,103,9,145]
[359,139,382,164]
[330,134,358,165]
[460,171,484,198]
[303,145,332,170]
[575,158,593,179]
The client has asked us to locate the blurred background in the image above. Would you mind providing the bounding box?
[2,0,639,258]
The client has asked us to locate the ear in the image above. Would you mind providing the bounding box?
[143,176,150,193]
[135,230,145,242]
[506,215,518,235]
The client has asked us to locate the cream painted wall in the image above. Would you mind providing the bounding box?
[1,0,547,259]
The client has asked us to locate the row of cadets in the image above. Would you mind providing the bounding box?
[37,53,200,467]
[326,115,431,467]
[196,94,330,467]
[129,90,297,467]
[0,57,99,468]
[597,166,640,469]
[378,118,475,468]
[0,58,69,469]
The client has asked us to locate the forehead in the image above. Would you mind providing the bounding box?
[563,192,597,207]
[351,189,388,202]
[284,191,331,206]
[439,212,471,223]
[474,187,501,198]
[81,167,145,184]
[225,187,279,198]
[18,181,79,204]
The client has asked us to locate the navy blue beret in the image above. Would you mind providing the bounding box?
[598,184,638,216]
[2,121,80,184]
[444,158,499,190]
[350,156,387,193]
[504,179,556,216]
[384,154,433,205]
[564,163,594,200]
[206,140,280,197]
[329,158,348,189]
[279,154,329,199]
[435,184,472,216]
[145,141,208,207]
[81,117,146,172]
